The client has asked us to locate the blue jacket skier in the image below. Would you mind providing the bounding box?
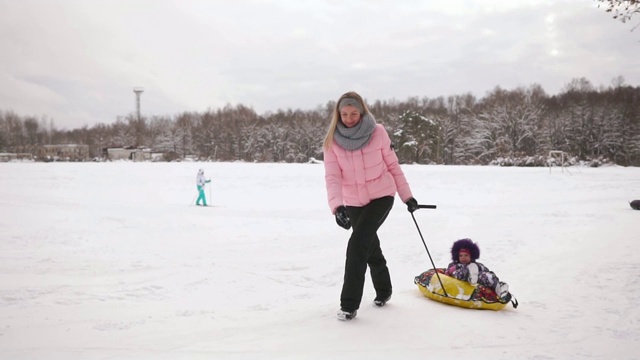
[196,169,211,206]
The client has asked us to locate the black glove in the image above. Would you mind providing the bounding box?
[406,197,419,213]
[335,206,351,230]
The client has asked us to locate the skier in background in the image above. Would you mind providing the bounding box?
[196,169,211,206]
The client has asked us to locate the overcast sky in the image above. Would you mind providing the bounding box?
[1,0,639,129]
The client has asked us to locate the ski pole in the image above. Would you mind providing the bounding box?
[410,204,449,297]
[208,180,212,206]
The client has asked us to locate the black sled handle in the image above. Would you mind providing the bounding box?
[418,204,437,209]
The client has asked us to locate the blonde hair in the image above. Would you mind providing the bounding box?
[323,91,370,150]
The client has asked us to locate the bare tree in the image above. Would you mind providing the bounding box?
[24,117,39,148]
[175,112,195,158]
[4,111,24,149]
[111,119,134,148]
[595,0,640,30]
[438,94,476,165]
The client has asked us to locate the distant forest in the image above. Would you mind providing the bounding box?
[1,77,639,166]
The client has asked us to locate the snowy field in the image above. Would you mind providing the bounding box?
[1,162,639,360]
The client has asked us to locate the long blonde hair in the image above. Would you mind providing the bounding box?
[323,91,370,150]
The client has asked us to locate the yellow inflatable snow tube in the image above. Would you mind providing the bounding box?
[416,272,508,311]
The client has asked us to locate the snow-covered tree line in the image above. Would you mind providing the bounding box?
[1,78,640,166]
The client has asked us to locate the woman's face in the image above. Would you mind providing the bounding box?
[340,105,362,128]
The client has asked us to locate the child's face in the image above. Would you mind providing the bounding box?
[458,252,471,264]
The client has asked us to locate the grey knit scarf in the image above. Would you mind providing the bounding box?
[334,113,377,150]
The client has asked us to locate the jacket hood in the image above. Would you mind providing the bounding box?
[451,238,480,262]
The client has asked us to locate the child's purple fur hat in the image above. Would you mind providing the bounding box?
[451,238,480,262]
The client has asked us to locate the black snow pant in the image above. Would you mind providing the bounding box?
[340,196,394,312]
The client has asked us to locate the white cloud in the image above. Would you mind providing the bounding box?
[0,0,638,129]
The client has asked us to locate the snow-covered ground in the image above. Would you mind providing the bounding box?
[1,162,638,360]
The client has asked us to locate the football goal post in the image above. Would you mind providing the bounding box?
[548,150,571,174]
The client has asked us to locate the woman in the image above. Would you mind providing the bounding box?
[323,91,418,321]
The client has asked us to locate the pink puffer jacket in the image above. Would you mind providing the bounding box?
[324,124,413,213]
